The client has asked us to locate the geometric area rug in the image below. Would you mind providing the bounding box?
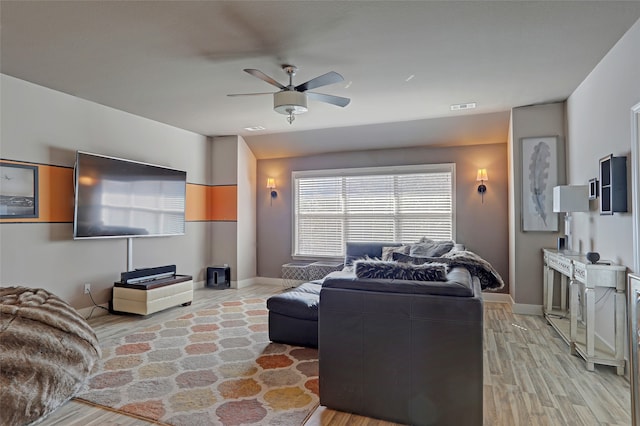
[75,298,319,426]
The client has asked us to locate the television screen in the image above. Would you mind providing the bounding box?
[74,151,186,239]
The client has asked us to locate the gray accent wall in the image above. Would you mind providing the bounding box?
[508,102,567,310]
[209,135,257,285]
[256,143,510,293]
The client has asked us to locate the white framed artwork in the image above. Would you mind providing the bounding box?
[521,136,559,232]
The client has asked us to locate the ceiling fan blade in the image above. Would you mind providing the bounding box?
[244,69,286,90]
[295,71,344,92]
[306,92,351,107]
[227,92,274,97]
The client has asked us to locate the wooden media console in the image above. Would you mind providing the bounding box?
[112,268,193,315]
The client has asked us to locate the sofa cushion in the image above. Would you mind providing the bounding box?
[354,260,448,282]
[409,238,454,257]
[292,282,322,295]
[266,291,319,320]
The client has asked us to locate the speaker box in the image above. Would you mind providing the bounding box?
[557,237,566,251]
[207,266,230,289]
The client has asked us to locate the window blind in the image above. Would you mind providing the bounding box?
[293,164,455,257]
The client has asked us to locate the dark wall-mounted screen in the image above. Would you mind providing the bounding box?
[74,151,186,239]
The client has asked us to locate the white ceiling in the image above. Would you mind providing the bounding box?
[2,1,640,159]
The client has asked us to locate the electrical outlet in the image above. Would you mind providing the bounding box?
[84,283,91,294]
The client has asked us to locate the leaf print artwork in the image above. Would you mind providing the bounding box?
[528,141,551,226]
[521,136,557,232]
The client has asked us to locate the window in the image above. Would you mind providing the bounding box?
[293,164,455,257]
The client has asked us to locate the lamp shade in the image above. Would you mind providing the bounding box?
[476,168,488,181]
[274,91,308,115]
[266,178,276,189]
[553,185,589,212]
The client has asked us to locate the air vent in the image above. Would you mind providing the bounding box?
[450,102,477,111]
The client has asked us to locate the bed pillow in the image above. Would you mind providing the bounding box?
[409,239,455,257]
[354,259,448,281]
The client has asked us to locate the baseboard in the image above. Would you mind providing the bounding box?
[234,278,256,288]
[195,277,282,289]
[512,303,543,316]
[235,277,284,288]
[481,292,512,303]
[255,277,284,286]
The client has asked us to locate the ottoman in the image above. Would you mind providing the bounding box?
[267,282,321,348]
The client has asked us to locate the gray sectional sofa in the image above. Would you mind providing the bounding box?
[267,241,485,425]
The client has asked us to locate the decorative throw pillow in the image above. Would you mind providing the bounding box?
[409,239,455,257]
[392,252,444,265]
[381,245,409,261]
[354,259,448,281]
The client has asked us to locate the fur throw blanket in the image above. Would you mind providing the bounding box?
[0,287,101,425]
[440,250,505,290]
[393,250,505,290]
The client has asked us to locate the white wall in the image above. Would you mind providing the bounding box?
[566,17,640,348]
[0,75,217,309]
[567,18,639,272]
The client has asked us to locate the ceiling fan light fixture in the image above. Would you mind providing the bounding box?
[232,64,349,125]
[274,91,308,116]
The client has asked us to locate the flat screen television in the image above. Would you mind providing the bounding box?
[73,151,186,239]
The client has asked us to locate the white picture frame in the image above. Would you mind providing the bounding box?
[521,136,558,232]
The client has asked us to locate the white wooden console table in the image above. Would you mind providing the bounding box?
[542,249,627,375]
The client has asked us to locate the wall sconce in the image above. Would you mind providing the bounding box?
[476,168,488,203]
[266,178,277,205]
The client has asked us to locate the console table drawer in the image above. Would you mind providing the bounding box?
[546,253,572,275]
[573,261,626,289]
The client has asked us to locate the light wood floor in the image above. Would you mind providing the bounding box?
[40,284,631,426]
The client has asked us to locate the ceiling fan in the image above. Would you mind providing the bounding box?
[228,64,350,124]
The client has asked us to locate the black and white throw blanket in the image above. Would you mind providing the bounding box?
[393,250,505,290]
[440,250,505,290]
